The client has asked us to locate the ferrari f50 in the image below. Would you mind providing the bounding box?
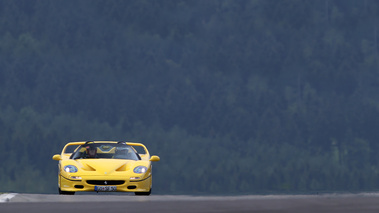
[52,141,160,195]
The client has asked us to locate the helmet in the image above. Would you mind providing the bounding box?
[85,145,97,158]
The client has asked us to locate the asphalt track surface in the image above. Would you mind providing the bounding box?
[2,193,379,213]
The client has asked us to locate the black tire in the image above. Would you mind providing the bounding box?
[135,189,151,196]
[58,187,75,195]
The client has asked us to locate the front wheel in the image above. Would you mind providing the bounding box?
[59,188,75,195]
[135,189,151,196]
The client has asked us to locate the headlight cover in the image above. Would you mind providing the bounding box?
[64,165,78,173]
[133,166,147,174]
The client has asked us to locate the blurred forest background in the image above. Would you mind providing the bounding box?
[1,0,379,195]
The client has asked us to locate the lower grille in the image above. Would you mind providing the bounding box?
[86,180,125,185]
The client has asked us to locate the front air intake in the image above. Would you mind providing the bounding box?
[86,180,125,185]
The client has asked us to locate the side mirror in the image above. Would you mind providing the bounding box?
[52,154,62,161]
[150,155,160,162]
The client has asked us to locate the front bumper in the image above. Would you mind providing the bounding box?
[59,175,152,192]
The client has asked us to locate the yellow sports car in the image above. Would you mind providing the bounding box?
[52,141,160,195]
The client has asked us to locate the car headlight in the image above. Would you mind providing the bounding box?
[133,166,147,174]
[64,165,78,173]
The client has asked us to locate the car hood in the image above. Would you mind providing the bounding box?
[64,159,143,176]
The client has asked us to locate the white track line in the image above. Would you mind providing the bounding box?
[0,193,17,203]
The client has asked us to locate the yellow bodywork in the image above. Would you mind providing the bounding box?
[52,141,160,195]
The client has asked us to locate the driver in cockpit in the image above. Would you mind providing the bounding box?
[85,145,97,158]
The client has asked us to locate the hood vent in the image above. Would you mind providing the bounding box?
[116,164,127,171]
[81,164,96,171]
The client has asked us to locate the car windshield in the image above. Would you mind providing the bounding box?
[70,143,140,160]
